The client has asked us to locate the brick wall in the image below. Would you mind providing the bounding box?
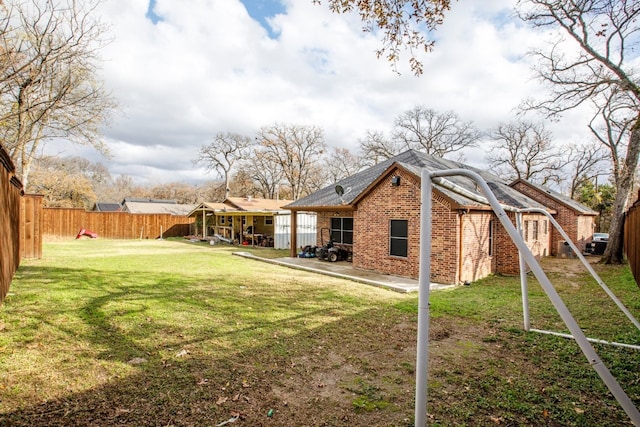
[495,212,551,275]
[460,211,495,283]
[310,172,555,284]
[512,181,595,254]
[352,168,460,284]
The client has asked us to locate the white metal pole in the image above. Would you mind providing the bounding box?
[518,208,640,332]
[415,168,432,426]
[431,169,640,425]
[516,213,531,331]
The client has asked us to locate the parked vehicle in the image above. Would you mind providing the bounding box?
[586,233,609,255]
[316,228,351,262]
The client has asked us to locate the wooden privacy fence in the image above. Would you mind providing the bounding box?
[21,194,43,259]
[43,208,195,240]
[1,145,23,305]
[624,190,640,287]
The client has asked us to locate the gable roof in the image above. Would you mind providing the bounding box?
[93,202,121,212]
[285,150,548,211]
[187,202,239,218]
[510,179,597,215]
[225,197,292,211]
[121,199,196,215]
[187,198,293,218]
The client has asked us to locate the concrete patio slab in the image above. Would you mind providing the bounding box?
[233,252,456,293]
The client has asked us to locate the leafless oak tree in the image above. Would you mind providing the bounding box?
[487,120,564,185]
[518,0,640,264]
[564,141,608,199]
[393,106,480,159]
[0,0,116,189]
[323,147,365,183]
[194,132,253,200]
[358,129,403,165]
[236,152,285,199]
[256,123,326,200]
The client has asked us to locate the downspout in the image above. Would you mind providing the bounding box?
[458,210,466,284]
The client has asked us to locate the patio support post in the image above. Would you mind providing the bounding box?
[290,211,298,258]
[415,168,432,426]
[202,210,206,239]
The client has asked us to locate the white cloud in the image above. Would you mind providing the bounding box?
[49,0,596,186]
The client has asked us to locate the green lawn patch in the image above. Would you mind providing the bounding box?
[0,240,638,426]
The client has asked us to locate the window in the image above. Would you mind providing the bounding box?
[264,216,273,225]
[488,220,494,256]
[390,219,408,257]
[330,217,353,244]
[532,220,539,241]
[523,220,529,242]
[220,216,226,225]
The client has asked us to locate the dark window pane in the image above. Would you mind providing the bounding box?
[343,217,354,231]
[331,217,341,229]
[343,231,353,244]
[390,239,408,257]
[330,230,340,242]
[390,220,408,238]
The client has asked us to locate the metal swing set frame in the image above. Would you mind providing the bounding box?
[415,168,640,426]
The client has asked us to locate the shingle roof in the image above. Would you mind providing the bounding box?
[122,200,196,215]
[285,150,547,211]
[225,197,293,211]
[187,202,239,218]
[510,179,597,215]
[93,202,121,212]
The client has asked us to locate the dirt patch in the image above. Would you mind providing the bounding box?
[539,254,601,277]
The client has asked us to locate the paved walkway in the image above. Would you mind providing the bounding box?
[233,252,456,293]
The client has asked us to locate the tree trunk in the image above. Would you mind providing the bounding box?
[601,117,640,264]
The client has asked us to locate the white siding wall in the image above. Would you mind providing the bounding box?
[274,212,317,249]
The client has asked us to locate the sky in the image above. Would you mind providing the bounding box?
[50,0,597,187]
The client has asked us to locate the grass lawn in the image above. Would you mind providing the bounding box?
[0,239,639,426]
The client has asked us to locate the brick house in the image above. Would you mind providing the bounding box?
[510,179,597,255]
[285,150,561,285]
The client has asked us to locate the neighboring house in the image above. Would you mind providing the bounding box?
[510,179,597,255]
[285,150,558,285]
[187,197,316,249]
[120,198,196,216]
[92,202,121,212]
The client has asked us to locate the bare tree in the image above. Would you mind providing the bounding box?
[256,123,326,200]
[392,106,480,158]
[357,130,402,165]
[517,0,640,264]
[194,132,253,200]
[0,0,117,189]
[563,141,608,199]
[318,0,452,75]
[487,120,565,185]
[236,150,285,199]
[229,169,260,199]
[323,147,365,183]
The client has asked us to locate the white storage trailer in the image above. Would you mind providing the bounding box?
[274,211,317,250]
